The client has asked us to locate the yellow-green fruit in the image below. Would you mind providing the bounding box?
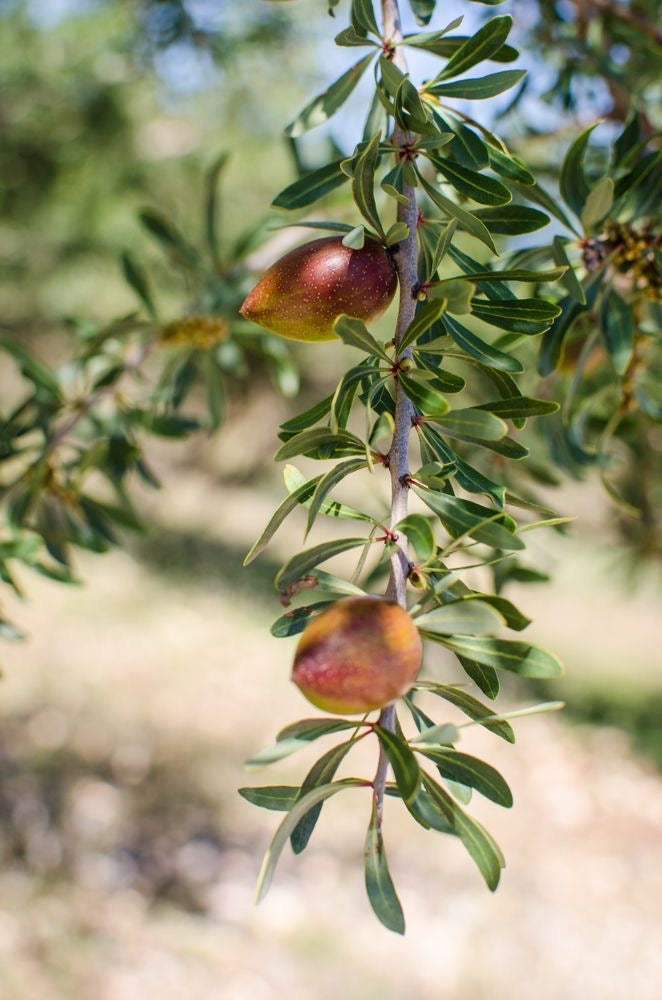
[292,596,422,715]
[240,236,398,342]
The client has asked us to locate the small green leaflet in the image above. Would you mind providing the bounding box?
[601,288,634,375]
[414,487,524,551]
[441,315,524,373]
[286,54,375,137]
[552,237,586,304]
[394,513,436,562]
[559,121,602,217]
[352,132,386,237]
[414,680,515,741]
[306,457,368,537]
[274,427,365,461]
[334,315,392,361]
[399,373,449,415]
[430,406,508,441]
[426,70,526,101]
[431,15,513,82]
[429,155,511,206]
[416,599,504,635]
[291,738,357,853]
[418,173,497,253]
[238,786,300,811]
[471,298,561,335]
[351,0,380,36]
[342,225,366,249]
[272,160,348,211]
[364,799,406,934]
[275,536,374,592]
[270,602,335,638]
[440,635,563,678]
[475,396,559,418]
[581,176,614,234]
[419,749,513,806]
[255,780,366,903]
[375,727,420,802]
[399,299,447,353]
[473,205,550,235]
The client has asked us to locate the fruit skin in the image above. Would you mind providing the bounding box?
[292,596,422,715]
[240,236,398,342]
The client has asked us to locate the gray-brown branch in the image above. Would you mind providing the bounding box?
[374,0,418,826]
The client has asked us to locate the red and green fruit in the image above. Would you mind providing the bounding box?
[240,236,397,342]
[292,596,422,714]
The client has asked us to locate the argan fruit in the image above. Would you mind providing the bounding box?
[292,596,422,715]
[240,236,397,342]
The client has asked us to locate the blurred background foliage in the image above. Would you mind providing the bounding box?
[0,1,661,994]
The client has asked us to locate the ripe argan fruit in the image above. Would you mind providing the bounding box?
[240,236,397,342]
[292,596,422,715]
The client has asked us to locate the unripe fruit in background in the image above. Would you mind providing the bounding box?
[292,596,422,714]
[240,236,398,342]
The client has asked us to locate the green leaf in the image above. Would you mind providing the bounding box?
[440,636,563,678]
[352,132,386,237]
[395,514,435,562]
[418,173,497,253]
[274,427,366,461]
[276,537,373,593]
[430,407,508,441]
[473,205,549,235]
[335,26,380,47]
[441,315,524,373]
[138,210,198,265]
[351,0,380,35]
[402,16,463,51]
[408,0,437,26]
[414,488,524,551]
[458,656,500,699]
[415,681,515,741]
[244,474,321,565]
[204,151,229,267]
[538,269,604,375]
[306,458,368,536]
[432,15,513,81]
[280,396,333,434]
[417,599,504,635]
[342,225,366,250]
[291,739,356,853]
[364,799,406,934]
[277,717,359,742]
[270,602,335,638]
[515,180,578,234]
[399,300,447,353]
[421,774,503,890]
[238,786,300,811]
[0,334,62,401]
[120,251,156,319]
[375,727,420,802]
[601,289,634,375]
[429,155,511,206]
[475,396,559,418]
[581,176,614,234]
[385,221,410,246]
[286,54,375,137]
[552,237,586,304]
[399,374,449,415]
[427,278,475,315]
[255,780,366,902]
[559,121,601,218]
[454,266,566,284]
[420,749,512,806]
[487,144,534,185]
[427,70,525,100]
[471,298,560,335]
[272,160,348,211]
[284,463,372,524]
[409,722,459,745]
[334,315,392,361]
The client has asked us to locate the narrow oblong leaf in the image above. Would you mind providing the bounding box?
[473,205,549,235]
[255,780,366,902]
[415,680,515,741]
[276,536,373,593]
[275,427,365,462]
[414,488,524,551]
[291,739,357,852]
[375,727,420,802]
[418,173,497,253]
[432,15,513,81]
[352,132,386,237]
[601,288,634,375]
[430,407,508,441]
[475,396,559,418]
[471,298,560,335]
[244,474,322,565]
[286,54,375,137]
[364,799,406,934]
[394,514,435,562]
[399,373,449,415]
[238,786,300,811]
[427,70,526,101]
[306,458,368,536]
[440,635,563,678]
[270,602,335,638]
[420,749,513,806]
[272,160,348,211]
[334,314,392,361]
[416,599,504,635]
[399,299,447,353]
[441,315,524,373]
[430,155,511,206]
[559,121,601,217]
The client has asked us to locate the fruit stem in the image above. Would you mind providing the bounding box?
[374,0,418,828]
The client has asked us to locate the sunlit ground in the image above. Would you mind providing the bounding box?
[1,439,661,1000]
